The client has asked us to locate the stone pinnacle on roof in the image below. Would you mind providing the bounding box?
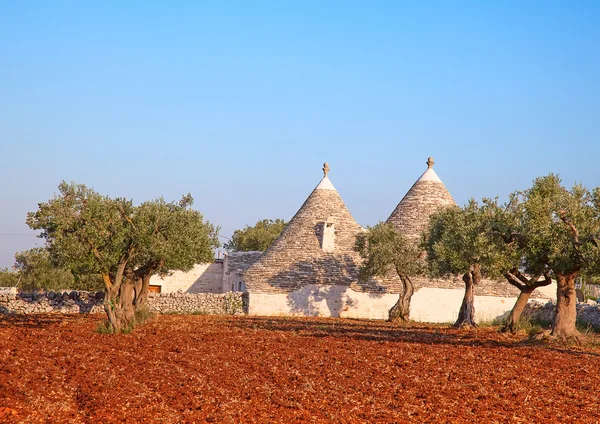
[316,162,336,191]
[386,156,455,242]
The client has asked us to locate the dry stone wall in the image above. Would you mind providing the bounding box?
[523,300,600,329]
[0,289,246,316]
[147,292,246,315]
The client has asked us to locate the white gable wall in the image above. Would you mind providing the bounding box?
[149,262,224,293]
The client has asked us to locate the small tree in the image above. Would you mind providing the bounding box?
[515,175,600,340]
[27,182,219,333]
[355,222,423,321]
[224,219,286,252]
[423,200,512,328]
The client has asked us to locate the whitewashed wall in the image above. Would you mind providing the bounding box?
[248,283,557,323]
[149,263,224,293]
[249,284,399,320]
[409,287,554,323]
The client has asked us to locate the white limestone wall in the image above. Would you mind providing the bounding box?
[149,263,224,294]
[409,285,557,324]
[249,283,558,323]
[249,284,399,320]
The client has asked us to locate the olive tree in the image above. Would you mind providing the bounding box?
[423,200,513,328]
[27,182,219,333]
[510,175,600,340]
[355,222,423,321]
[0,268,19,287]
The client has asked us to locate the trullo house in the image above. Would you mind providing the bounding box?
[243,163,403,319]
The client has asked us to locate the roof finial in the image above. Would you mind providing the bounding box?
[426,157,435,169]
[323,162,330,178]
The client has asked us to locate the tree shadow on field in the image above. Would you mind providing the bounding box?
[0,314,82,329]
[230,316,600,356]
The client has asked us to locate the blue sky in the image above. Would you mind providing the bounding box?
[1,1,599,267]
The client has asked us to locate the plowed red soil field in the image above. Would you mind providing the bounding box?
[1,314,599,423]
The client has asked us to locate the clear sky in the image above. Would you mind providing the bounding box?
[1,1,599,267]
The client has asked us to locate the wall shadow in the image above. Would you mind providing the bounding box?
[263,254,390,317]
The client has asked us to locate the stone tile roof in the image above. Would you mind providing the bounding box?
[387,157,455,242]
[225,251,263,277]
[244,164,403,294]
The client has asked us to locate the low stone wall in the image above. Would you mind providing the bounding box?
[147,292,246,315]
[523,300,600,329]
[0,289,247,316]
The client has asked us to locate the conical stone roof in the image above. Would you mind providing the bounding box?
[387,157,456,242]
[244,163,398,294]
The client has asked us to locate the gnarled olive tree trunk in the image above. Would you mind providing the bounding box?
[454,264,481,328]
[502,270,552,333]
[389,273,414,322]
[102,265,135,334]
[103,288,136,333]
[551,273,580,340]
[132,274,152,312]
[504,288,534,332]
[131,261,162,318]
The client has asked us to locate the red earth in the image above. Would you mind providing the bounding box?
[1,314,599,423]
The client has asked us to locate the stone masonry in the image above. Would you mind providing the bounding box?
[0,289,246,316]
[387,157,455,243]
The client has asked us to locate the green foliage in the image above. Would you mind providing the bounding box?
[96,320,133,334]
[224,218,286,252]
[96,320,115,334]
[27,182,135,278]
[517,174,600,276]
[132,196,220,277]
[0,268,19,287]
[506,316,552,335]
[422,199,515,279]
[354,222,423,280]
[27,182,220,282]
[13,248,103,291]
[134,307,155,325]
[27,181,220,332]
[224,294,245,315]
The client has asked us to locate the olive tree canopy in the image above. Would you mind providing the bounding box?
[27,182,219,333]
